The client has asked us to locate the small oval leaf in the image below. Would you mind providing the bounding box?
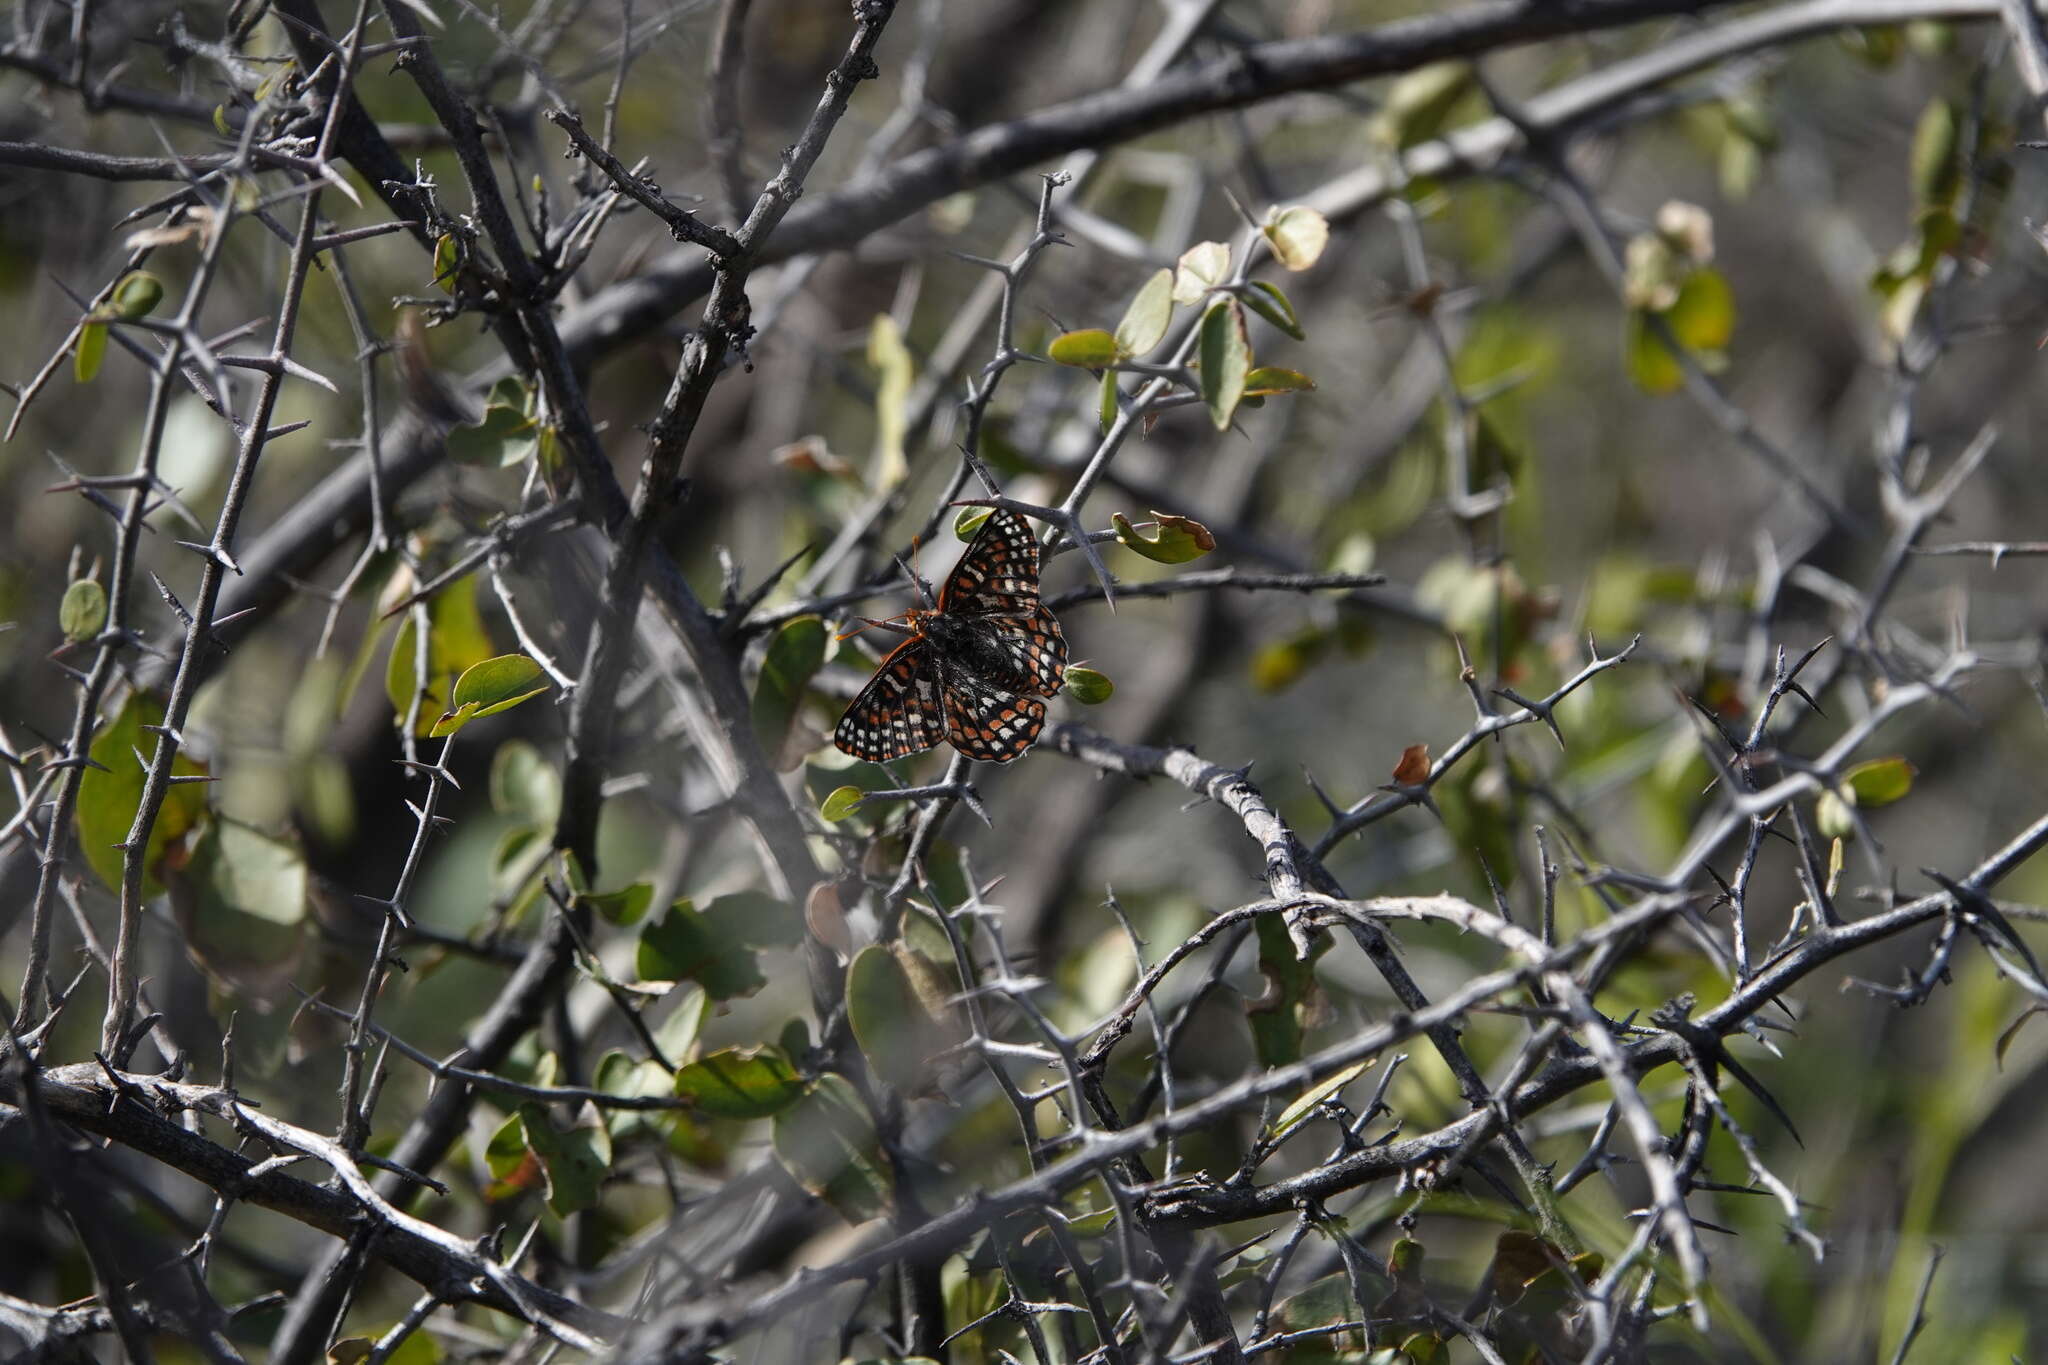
[1263,205,1331,271]
[1173,240,1231,304]
[1114,268,1175,358]
[109,271,164,321]
[1843,756,1915,808]
[59,579,107,642]
[954,506,993,540]
[1063,666,1114,704]
[1047,328,1122,368]
[74,322,107,384]
[821,785,866,822]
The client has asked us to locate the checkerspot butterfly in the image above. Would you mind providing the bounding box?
[835,508,1068,764]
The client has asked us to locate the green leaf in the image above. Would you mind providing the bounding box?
[1244,366,1315,396]
[1114,268,1175,358]
[446,402,538,468]
[1666,268,1735,352]
[821,785,867,822]
[869,313,914,489]
[1624,309,1683,395]
[954,506,992,540]
[589,882,655,926]
[489,739,560,825]
[107,271,163,320]
[1263,205,1330,272]
[1243,281,1305,340]
[1910,98,1959,208]
[1063,666,1113,704]
[1250,626,1329,694]
[673,1045,803,1118]
[73,321,107,384]
[75,691,208,896]
[484,1109,540,1192]
[1370,61,1475,149]
[774,1073,892,1221]
[1247,911,1329,1067]
[1843,756,1916,807]
[751,616,828,763]
[169,819,308,980]
[847,945,958,1096]
[1198,299,1251,430]
[1098,368,1121,434]
[637,900,766,999]
[518,1104,611,1216]
[705,890,804,949]
[59,579,107,642]
[1172,240,1230,304]
[1269,1058,1374,1139]
[432,233,460,291]
[386,576,495,736]
[1112,510,1216,564]
[1047,328,1121,368]
[431,653,549,737]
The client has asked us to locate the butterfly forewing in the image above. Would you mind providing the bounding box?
[941,510,1047,617]
[834,637,946,762]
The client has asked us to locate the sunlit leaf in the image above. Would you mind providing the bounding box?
[59,579,107,642]
[869,313,913,489]
[431,653,549,736]
[1173,240,1230,304]
[108,271,164,320]
[674,1045,803,1118]
[73,322,107,384]
[1269,1058,1373,1138]
[1047,328,1120,368]
[1263,205,1330,271]
[432,233,460,291]
[1243,366,1315,396]
[1111,510,1215,564]
[385,576,495,736]
[954,506,992,539]
[1114,268,1175,357]
[1843,756,1915,807]
[821,785,866,822]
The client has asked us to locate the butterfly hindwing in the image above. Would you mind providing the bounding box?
[834,637,945,763]
[940,671,1046,764]
[982,602,1068,697]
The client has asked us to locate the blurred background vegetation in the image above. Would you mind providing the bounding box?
[5,1,2048,1361]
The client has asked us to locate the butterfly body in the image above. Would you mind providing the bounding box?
[834,510,1068,765]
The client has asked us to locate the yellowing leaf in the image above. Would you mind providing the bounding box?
[1263,205,1330,271]
[1047,328,1120,367]
[1172,240,1230,304]
[869,314,913,489]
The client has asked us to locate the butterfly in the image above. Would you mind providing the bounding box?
[835,508,1068,764]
